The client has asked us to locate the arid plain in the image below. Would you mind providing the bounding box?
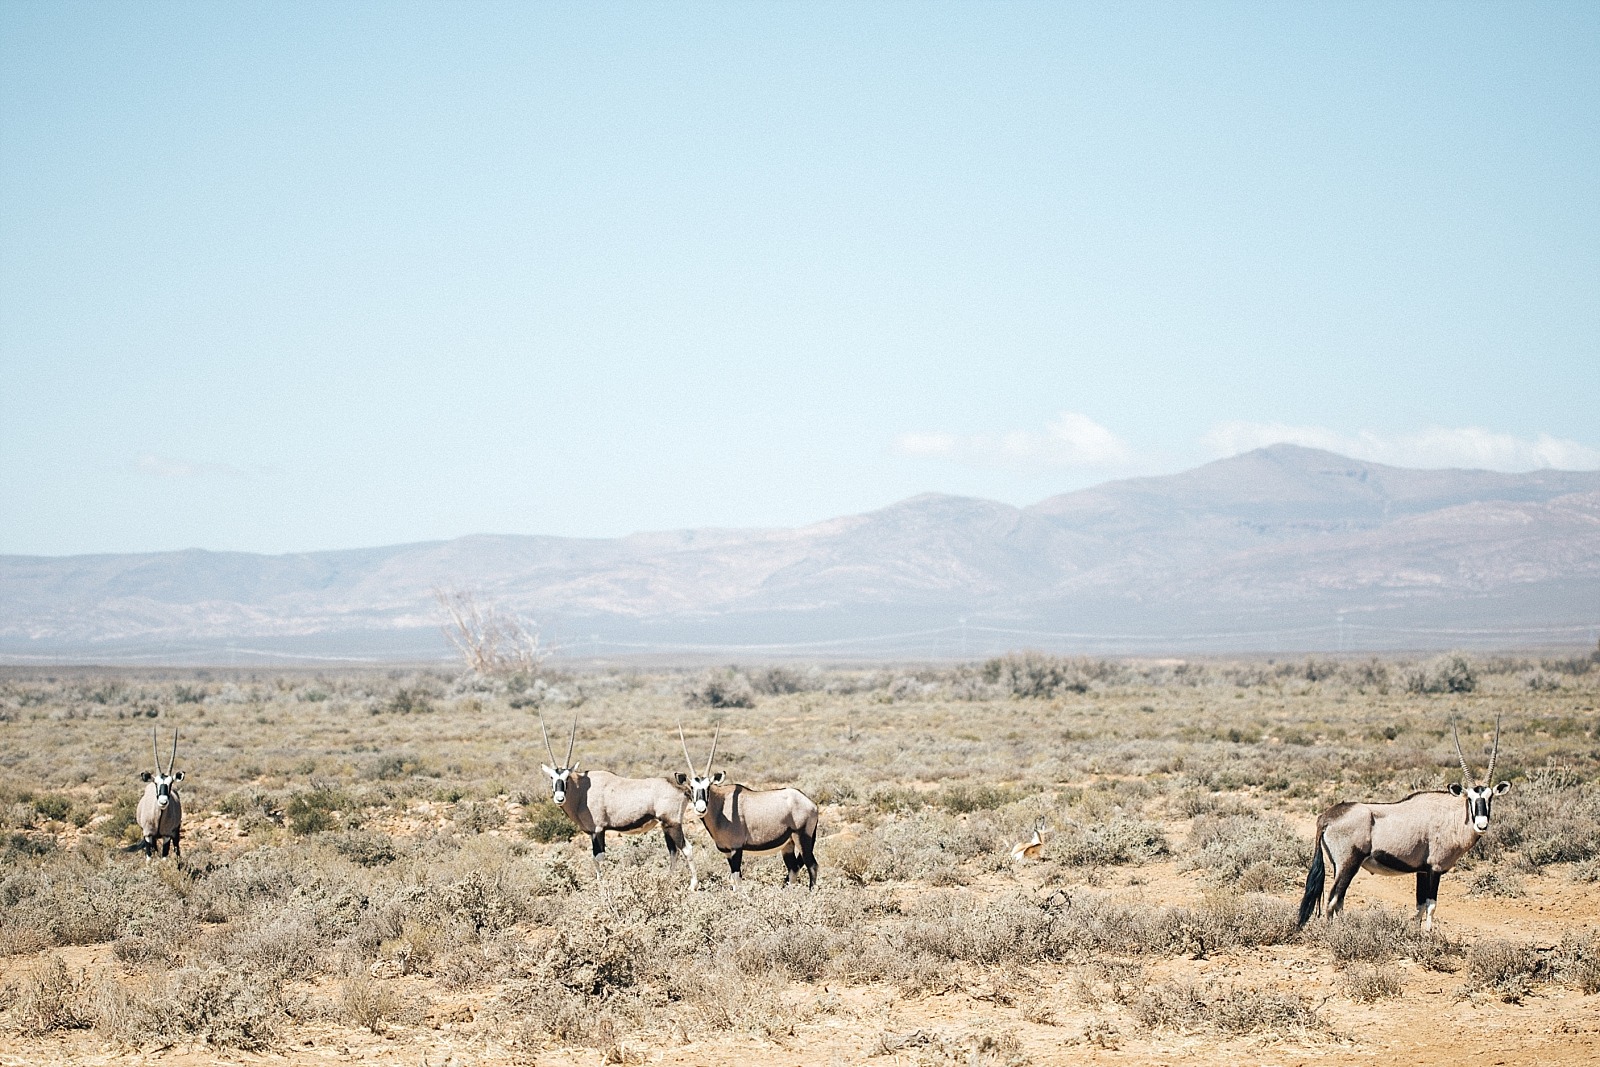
[2,652,1597,1066]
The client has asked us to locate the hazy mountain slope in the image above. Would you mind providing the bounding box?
[2,446,1595,655]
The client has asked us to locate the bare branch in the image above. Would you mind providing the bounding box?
[434,587,547,677]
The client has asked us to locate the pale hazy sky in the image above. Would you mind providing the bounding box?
[3,3,1597,556]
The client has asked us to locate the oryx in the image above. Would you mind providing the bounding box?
[129,727,184,859]
[678,723,820,888]
[1298,716,1510,932]
[538,716,699,887]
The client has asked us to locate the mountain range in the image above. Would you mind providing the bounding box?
[3,445,1596,662]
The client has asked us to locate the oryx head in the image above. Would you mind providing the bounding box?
[677,722,724,814]
[1451,715,1510,832]
[539,715,579,804]
[140,727,184,809]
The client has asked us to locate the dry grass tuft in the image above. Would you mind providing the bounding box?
[1464,940,1546,1003]
[1132,979,1321,1034]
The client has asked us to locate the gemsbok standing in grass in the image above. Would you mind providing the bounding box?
[1298,715,1510,932]
[678,723,820,888]
[131,727,184,859]
[538,715,699,888]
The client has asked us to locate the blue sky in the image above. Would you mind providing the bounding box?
[3,3,1597,555]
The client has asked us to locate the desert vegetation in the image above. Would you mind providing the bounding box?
[1,648,1597,1064]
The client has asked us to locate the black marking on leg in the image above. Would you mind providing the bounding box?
[591,831,606,858]
[798,830,818,889]
[1414,870,1440,908]
[727,850,743,880]
[1329,849,1366,914]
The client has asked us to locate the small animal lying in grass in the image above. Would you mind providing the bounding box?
[1010,818,1054,863]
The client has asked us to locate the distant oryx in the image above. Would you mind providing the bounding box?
[678,723,820,888]
[538,716,699,887]
[129,727,184,859]
[1298,716,1510,932]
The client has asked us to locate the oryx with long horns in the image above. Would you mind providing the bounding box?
[538,716,699,887]
[679,723,820,888]
[1298,715,1511,932]
[130,728,185,859]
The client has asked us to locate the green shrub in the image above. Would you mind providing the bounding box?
[525,803,575,844]
[286,789,345,835]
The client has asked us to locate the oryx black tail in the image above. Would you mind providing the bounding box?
[1297,834,1326,927]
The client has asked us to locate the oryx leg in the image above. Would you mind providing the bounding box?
[664,824,698,890]
[797,829,818,889]
[725,848,743,885]
[780,841,802,887]
[159,836,171,858]
[590,830,606,877]
[1327,848,1366,915]
[1416,870,1441,933]
[171,831,181,860]
[142,836,156,860]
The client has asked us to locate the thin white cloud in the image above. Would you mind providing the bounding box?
[134,453,254,480]
[1202,422,1600,472]
[894,412,1133,470]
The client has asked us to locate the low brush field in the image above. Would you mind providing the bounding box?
[2,652,1598,1066]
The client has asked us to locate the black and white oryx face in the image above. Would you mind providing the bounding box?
[678,770,726,814]
[1449,781,1511,832]
[140,727,184,809]
[677,722,724,814]
[539,715,579,804]
[1452,716,1511,833]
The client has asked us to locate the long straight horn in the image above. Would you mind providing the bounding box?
[1487,712,1502,783]
[168,728,179,775]
[1451,720,1472,784]
[540,714,557,765]
[565,716,577,768]
[152,727,161,775]
[704,724,719,778]
[679,722,697,777]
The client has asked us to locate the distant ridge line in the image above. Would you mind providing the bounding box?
[4,446,1596,658]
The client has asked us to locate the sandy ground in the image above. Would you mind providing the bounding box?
[4,830,1597,1067]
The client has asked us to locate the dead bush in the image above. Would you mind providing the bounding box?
[1342,964,1402,1002]
[1466,866,1526,898]
[1464,940,1545,1002]
[2,956,91,1034]
[340,973,399,1033]
[1132,979,1319,1034]
[1053,818,1170,867]
[683,670,756,709]
[1554,930,1600,995]
[1180,812,1305,888]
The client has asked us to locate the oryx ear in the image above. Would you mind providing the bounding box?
[172,770,184,782]
[1494,780,1511,795]
[712,772,725,784]
[675,772,687,785]
[1448,783,1463,796]
[540,764,555,777]
[140,771,152,782]
[569,760,579,772]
